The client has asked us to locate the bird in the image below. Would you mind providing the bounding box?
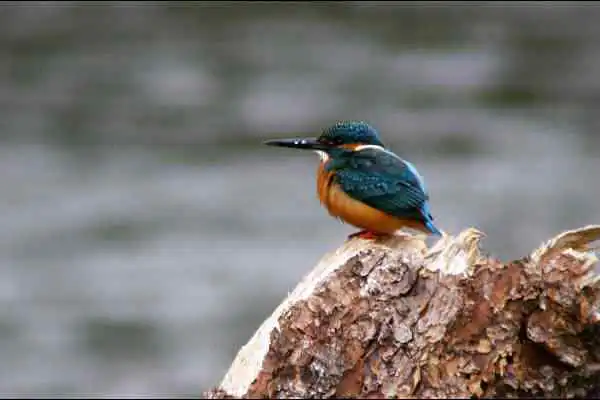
[263,121,443,240]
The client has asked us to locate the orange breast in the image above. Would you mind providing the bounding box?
[316,163,428,234]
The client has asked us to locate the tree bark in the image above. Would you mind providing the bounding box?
[204,225,600,398]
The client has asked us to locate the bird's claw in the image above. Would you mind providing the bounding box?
[347,230,388,241]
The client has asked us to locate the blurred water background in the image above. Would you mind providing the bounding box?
[1,1,600,397]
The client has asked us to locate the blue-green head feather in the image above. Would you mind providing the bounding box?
[317,121,385,147]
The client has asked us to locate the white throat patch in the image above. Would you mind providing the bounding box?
[314,150,329,162]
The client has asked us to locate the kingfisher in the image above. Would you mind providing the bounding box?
[263,121,443,240]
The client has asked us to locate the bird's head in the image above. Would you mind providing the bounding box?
[263,121,385,160]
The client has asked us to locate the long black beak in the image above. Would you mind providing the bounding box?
[263,137,329,151]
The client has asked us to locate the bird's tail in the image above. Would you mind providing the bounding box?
[425,220,443,237]
[421,203,443,237]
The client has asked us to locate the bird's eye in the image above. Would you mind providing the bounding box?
[319,136,344,146]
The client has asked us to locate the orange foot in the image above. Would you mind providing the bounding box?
[347,230,389,241]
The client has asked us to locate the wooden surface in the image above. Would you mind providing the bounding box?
[204,226,600,398]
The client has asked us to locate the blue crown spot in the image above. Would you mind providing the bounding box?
[319,121,384,146]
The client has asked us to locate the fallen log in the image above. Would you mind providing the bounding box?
[204,225,600,398]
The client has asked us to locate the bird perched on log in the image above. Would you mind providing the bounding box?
[264,121,443,240]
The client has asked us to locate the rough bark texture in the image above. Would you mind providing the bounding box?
[204,225,600,399]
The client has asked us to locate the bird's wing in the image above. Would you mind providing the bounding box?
[333,147,430,220]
